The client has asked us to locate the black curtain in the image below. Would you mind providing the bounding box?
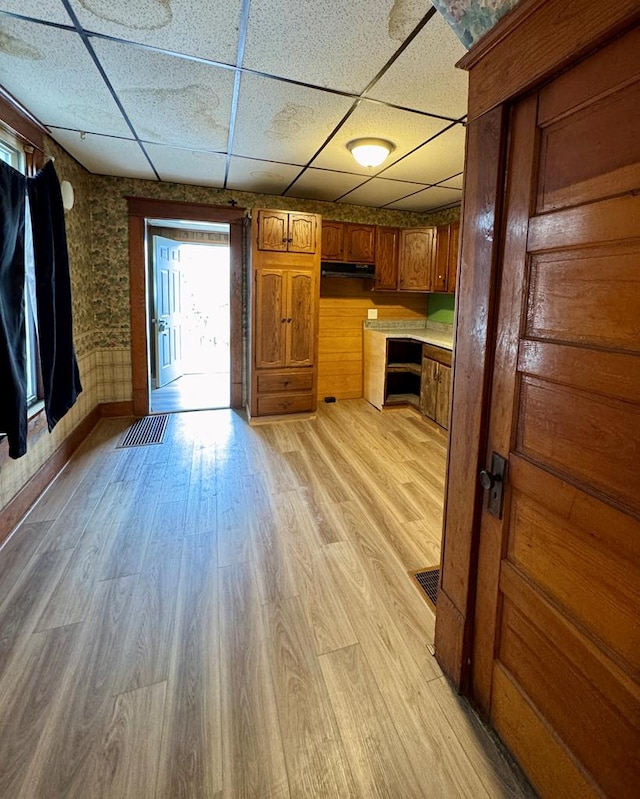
[27,160,82,432]
[0,160,27,458]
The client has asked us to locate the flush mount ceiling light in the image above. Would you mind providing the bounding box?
[347,138,395,168]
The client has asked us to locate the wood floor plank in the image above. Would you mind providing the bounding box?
[319,643,425,799]
[156,535,221,799]
[265,597,359,798]
[87,682,167,799]
[0,521,52,606]
[21,574,139,799]
[220,563,290,799]
[0,624,79,798]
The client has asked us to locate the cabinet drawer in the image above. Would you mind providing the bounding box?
[257,372,313,393]
[422,344,452,367]
[257,393,314,415]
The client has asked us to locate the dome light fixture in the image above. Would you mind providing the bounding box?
[347,138,395,168]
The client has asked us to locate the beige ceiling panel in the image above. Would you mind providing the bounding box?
[243,0,428,94]
[380,123,466,184]
[92,39,234,151]
[385,185,461,211]
[368,10,468,118]
[0,2,71,24]
[145,144,227,186]
[226,157,302,194]
[49,129,156,178]
[286,169,366,202]
[69,0,243,63]
[232,73,354,166]
[312,100,449,176]
[338,177,426,207]
[0,16,130,135]
[438,172,464,189]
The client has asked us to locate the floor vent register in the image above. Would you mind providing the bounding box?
[118,414,170,448]
[409,566,440,611]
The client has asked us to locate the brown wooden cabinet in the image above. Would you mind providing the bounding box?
[420,344,452,428]
[374,226,400,290]
[398,227,435,292]
[321,221,375,263]
[257,209,317,254]
[250,209,320,419]
[432,222,461,294]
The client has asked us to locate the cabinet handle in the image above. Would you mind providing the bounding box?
[281,317,286,323]
[287,237,293,243]
[287,318,292,323]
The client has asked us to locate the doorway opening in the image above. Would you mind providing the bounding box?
[147,220,230,413]
[127,198,245,418]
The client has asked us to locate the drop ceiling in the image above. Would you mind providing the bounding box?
[0,0,468,212]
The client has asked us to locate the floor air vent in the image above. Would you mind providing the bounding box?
[409,567,440,611]
[118,414,169,447]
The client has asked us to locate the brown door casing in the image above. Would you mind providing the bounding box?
[127,198,246,416]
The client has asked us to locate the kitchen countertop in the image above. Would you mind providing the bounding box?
[363,319,454,351]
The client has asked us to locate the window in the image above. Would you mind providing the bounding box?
[0,129,40,407]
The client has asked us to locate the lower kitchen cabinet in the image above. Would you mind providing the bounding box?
[420,344,452,429]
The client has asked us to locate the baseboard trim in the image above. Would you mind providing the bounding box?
[0,400,132,547]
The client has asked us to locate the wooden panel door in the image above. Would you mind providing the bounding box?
[257,210,289,252]
[321,221,344,261]
[374,227,399,290]
[153,236,183,388]
[345,223,375,263]
[473,28,640,799]
[288,213,317,254]
[398,228,434,291]
[254,269,286,368]
[286,270,314,367]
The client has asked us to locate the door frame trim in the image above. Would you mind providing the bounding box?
[127,197,246,416]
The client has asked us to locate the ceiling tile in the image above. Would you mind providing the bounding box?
[69,0,243,63]
[0,3,71,25]
[286,169,366,202]
[337,177,427,207]
[311,99,450,176]
[92,39,234,150]
[0,15,130,136]
[380,123,466,184]
[232,73,354,165]
[385,185,461,211]
[145,144,227,186]
[368,10,468,118]
[226,157,302,194]
[438,172,463,189]
[243,0,428,94]
[49,129,156,178]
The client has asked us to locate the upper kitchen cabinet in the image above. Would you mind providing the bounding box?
[321,221,376,263]
[374,226,400,290]
[257,209,317,254]
[432,221,460,294]
[398,227,435,292]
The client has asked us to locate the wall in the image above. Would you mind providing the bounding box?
[428,293,456,325]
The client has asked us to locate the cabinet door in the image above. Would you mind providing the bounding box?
[288,213,317,254]
[398,228,435,291]
[346,224,376,263]
[432,225,450,293]
[321,221,344,260]
[420,357,439,419]
[287,271,315,367]
[435,364,451,428]
[374,227,399,290]
[447,221,460,294]
[257,210,289,252]
[254,270,287,368]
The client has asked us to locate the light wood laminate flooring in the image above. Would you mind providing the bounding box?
[0,400,534,798]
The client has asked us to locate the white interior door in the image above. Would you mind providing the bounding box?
[153,235,183,388]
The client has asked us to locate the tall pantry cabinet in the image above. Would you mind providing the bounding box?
[248,209,321,419]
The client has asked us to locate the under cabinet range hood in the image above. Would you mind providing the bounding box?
[320,262,376,279]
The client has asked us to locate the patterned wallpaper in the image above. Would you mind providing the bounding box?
[432,0,522,48]
[90,174,456,350]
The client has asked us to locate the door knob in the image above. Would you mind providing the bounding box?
[479,452,507,518]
